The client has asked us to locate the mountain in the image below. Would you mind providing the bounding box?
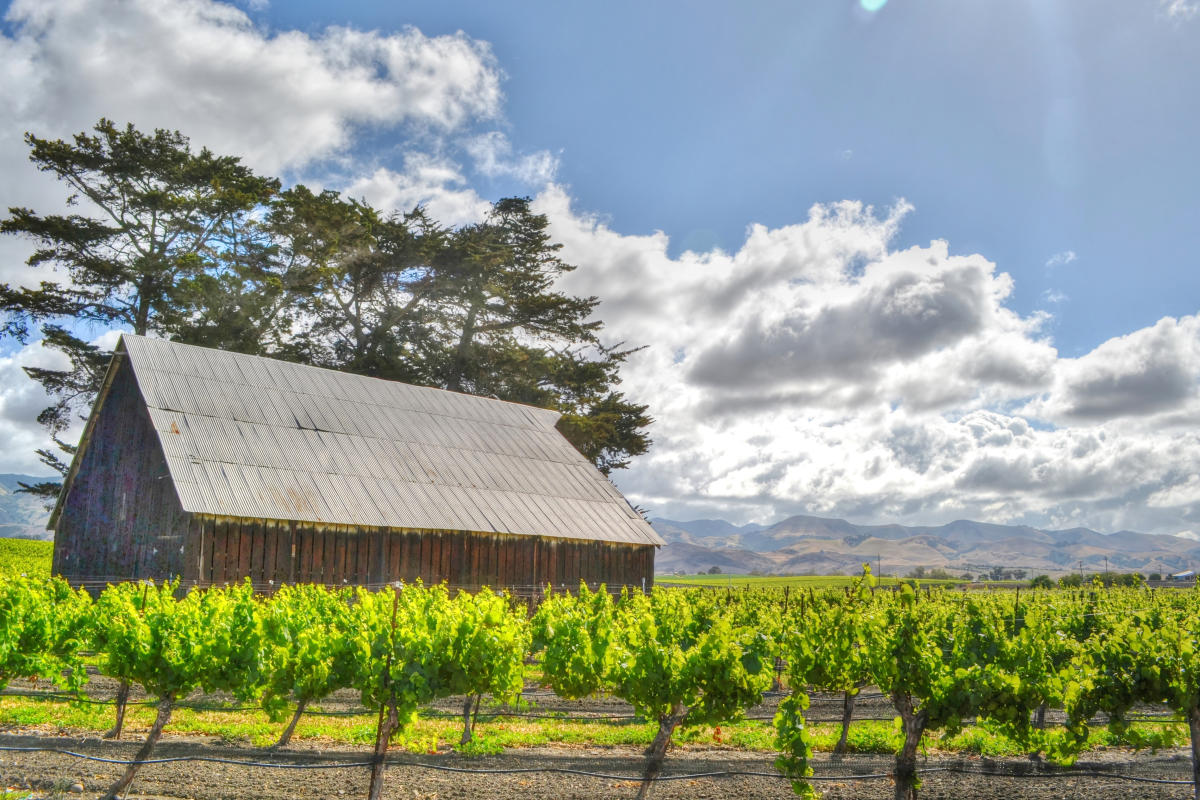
[0,474,53,541]
[651,515,1200,577]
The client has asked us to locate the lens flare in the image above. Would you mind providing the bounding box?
[860,0,888,11]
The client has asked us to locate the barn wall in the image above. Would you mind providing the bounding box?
[190,517,655,594]
[52,357,190,588]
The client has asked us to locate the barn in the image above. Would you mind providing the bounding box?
[50,334,661,593]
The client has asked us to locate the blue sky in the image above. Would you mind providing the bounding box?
[1,0,1199,536]
[255,0,1200,358]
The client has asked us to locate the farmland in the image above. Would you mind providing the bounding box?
[2,573,1200,799]
[654,572,964,589]
[0,538,50,578]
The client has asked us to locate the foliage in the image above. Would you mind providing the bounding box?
[0,576,90,692]
[0,538,52,578]
[530,584,615,699]
[258,583,358,721]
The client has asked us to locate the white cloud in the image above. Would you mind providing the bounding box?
[344,155,493,228]
[0,0,503,177]
[1044,250,1077,269]
[1160,0,1199,21]
[466,132,559,184]
[537,187,1200,536]
[1030,315,1200,423]
[1042,289,1068,304]
[0,340,74,474]
[0,0,528,293]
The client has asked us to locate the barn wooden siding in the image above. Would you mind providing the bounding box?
[52,357,192,588]
[189,517,655,594]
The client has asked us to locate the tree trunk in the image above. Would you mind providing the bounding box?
[833,689,858,757]
[1034,702,1047,730]
[273,697,309,749]
[1188,704,1200,800]
[447,302,480,392]
[101,695,173,800]
[103,680,130,740]
[367,700,400,800]
[893,694,927,800]
[637,703,688,800]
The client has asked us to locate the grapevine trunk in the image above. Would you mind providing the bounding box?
[461,694,476,745]
[103,679,130,740]
[637,702,688,800]
[834,689,857,756]
[893,694,927,800]
[273,697,308,749]
[101,694,173,800]
[367,700,400,800]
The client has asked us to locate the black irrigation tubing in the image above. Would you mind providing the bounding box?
[0,746,1195,786]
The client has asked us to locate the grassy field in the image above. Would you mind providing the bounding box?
[655,573,964,589]
[0,537,52,577]
[0,693,1179,757]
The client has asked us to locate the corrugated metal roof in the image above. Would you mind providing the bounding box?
[117,335,661,546]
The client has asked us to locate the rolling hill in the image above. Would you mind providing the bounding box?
[652,515,1200,577]
[0,474,53,541]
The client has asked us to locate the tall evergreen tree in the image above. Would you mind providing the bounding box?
[0,119,278,499]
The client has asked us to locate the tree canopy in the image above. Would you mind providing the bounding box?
[2,120,651,501]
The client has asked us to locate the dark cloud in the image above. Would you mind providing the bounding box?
[687,264,992,390]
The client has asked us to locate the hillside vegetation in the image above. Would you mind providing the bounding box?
[0,537,52,577]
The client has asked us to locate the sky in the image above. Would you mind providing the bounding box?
[0,0,1198,536]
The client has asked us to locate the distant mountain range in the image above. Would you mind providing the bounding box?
[0,474,53,541]
[651,515,1200,578]
[8,470,1197,578]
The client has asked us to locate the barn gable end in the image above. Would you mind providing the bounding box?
[52,354,192,588]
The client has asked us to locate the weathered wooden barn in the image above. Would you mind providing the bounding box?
[50,335,661,592]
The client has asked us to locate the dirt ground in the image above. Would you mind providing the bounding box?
[1,732,1194,800]
[0,675,1193,799]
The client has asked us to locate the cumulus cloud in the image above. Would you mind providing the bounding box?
[0,0,503,176]
[537,187,1200,536]
[1030,315,1200,423]
[0,0,517,295]
[4,0,1200,540]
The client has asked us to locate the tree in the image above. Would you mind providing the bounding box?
[258,584,359,748]
[3,121,652,485]
[416,197,651,474]
[1,119,278,500]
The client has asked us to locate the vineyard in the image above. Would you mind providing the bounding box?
[1,572,1199,799]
